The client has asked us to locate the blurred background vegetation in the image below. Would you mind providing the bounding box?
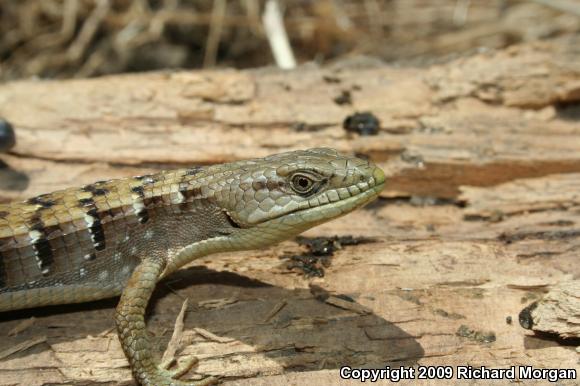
[0,0,578,80]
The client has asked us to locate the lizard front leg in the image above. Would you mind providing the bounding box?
[114,258,216,386]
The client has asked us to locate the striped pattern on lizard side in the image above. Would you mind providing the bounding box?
[0,148,386,386]
[0,167,204,309]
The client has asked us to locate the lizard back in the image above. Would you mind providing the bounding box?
[0,166,207,310]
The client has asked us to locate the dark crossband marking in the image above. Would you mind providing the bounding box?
[78,197,106,251]
[29,228,54,275]
[131,186,144,195]
[33,239,53,273]
[179,186,201,201]
[184,166,203,176]
[130,186,149,224]
[176,184,200,211]
[142,195,166,208]
[26,194,56,208]
[0,210,8,218]
[82,184,109,196]
[134,175,157,185]
[27,210,56,275]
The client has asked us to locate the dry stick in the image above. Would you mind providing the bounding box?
[76,40,110,77]
[148,12,254,28]
[204,0,227,68]
[7,317,36,336]
[262,0,296,70]
[145,0,180,44]
[242,0,262,35]
[60,0,79,40]
[0,336,47,361]
[193,328,234,343]
[23,0,79,50]
[67,0,111,63]
[19,1,39,37]
[161,298,189,367]
[262,300,287,323]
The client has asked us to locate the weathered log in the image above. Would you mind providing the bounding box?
[0,39,579,385]
[520,281,580,339]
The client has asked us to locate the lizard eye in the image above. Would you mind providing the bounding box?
[290,173,317,195]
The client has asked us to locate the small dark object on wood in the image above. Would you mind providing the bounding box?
[516,282,580,339]
[334,90,352,105]
[284,254,330,277]
[297,235,374,256]
[323,75,342,84]
[518,301,538,329]
[0,119,16,152]
[292,122,328,132]
[309,284,331,301]
[282,235,375,277]
[456,324,497,343]
[343,112,380,135]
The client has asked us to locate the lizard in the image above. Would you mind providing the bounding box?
[0,148,386,385]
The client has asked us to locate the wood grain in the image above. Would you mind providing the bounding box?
[0,38,579,385]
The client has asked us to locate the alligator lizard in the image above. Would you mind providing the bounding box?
[0,148,385,385]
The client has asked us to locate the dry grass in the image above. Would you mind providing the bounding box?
[0,0,578,80]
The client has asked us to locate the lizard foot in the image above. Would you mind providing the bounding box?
[156,355,218,385]
[145,367,219,386]
[160,355,199,379]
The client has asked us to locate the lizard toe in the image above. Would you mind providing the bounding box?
[160,354,199,379]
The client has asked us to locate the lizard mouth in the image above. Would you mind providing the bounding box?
[219,182,385,251]
[224,210,242,229]
[275,164,386,226]
[228,166,385,229]
[264,180,385,230]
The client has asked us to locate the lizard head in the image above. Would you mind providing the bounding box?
[205,148,385,246]
[166,148,386,272]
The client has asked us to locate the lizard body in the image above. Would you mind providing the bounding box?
[0,148,385,385]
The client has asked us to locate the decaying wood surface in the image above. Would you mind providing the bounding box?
[0,38,579,385]
[519,280,580,339]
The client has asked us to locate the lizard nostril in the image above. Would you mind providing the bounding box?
[373,167,386,185]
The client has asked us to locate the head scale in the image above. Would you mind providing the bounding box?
[166,148,386,273]
[198,148,385,232]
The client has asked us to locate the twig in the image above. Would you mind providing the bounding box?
[60,0,79,42]
[161,298,189,365]
[262,0,296,70]
[7,317,36,336]
[0,336,47,360]
[262,300,287,323]
[193,327,234,343]
[203,0,227,68]
[67,0,111,63]
[242,0,262,35]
